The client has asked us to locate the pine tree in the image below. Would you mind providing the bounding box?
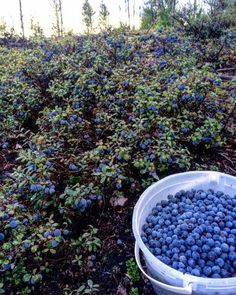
[141,0,158,29]
[141,0,177,29]
[82,0,95,34]
[99,1,110,30]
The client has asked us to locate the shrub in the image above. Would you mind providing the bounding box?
[0,29,235,293]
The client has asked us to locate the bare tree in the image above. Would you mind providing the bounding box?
[133,0,136,29]
[19,0,25,38]
[51,0,63,36]
[58,0,64,35]
[125,0,131,28]
[133,0,136,18]
[119,5,122,24]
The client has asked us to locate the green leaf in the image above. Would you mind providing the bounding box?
[123,154,129,161]
[77,285,86,292]
[31,246,38,253]
[23,274,31,282]
[87,280,93,287]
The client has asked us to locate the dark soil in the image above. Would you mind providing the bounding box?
[37,195,154,295]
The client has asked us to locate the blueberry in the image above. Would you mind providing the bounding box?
[191,268,200,276]
[212,265,221,274]
[166,237,172,244]
[227,237,234,245]
[23,242,30,249]
[188,258,196,267]
[30,184,37,192]
[216,191,224,197]
[152,231,158,238]
[117,239,123,245]
[0,233,5,241]
[211,274,221,278]
[69,164,78,171]
[51,240,59,248]
[203,266,212,276]
[221,269,228,278]
[202,245,210,253]
[33,214,40,222]
[208,251,217,261]
[9,220,18,228]
[154,248,161,255]
[186,237,195,246]
[87,261,94,268]
[142,236,148,243]
[3,263,11,271]
[229,252,236,261]
[44,231,50,238]
[206,238,214,247]
[53,229,61,236]
[198,259,205,268]
[221,243,229,253]
[172,261,179,269]
[30,277,35,285]
[192,251,200,260]
[179,256,187,264]
[213,247,222,256]
[216,258,224,267]
[60,120,67,125]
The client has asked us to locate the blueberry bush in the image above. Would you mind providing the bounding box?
[0,28,235,294]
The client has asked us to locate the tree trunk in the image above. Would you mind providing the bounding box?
[133,0,136,29]
[194,0,197,17]
[19,0,25,38]
[53,0,60,36]
[127,0,131,28]
[151,1,154,25]
[58,0,63,36]
[172,0,176,25]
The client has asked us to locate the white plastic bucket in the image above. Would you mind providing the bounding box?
[132,171,236,295]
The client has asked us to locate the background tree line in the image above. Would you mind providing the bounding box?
[1,0,236,39]
[141,0,236,39]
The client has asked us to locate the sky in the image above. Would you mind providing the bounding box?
[0,0,192,36]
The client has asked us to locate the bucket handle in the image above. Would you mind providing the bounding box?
[135,242,193,295]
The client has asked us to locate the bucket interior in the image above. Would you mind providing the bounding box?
[133,171,236,295]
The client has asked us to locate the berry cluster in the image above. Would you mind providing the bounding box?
[142,189,236,278]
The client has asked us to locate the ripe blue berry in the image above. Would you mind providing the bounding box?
[51,240,59,248]
[53,229,61,236]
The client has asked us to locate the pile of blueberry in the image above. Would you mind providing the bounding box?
[141,189,236,278]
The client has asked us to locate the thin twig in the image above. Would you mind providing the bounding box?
[228,166,236,174]
[217,67,236,72]
[218,153,233,164]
